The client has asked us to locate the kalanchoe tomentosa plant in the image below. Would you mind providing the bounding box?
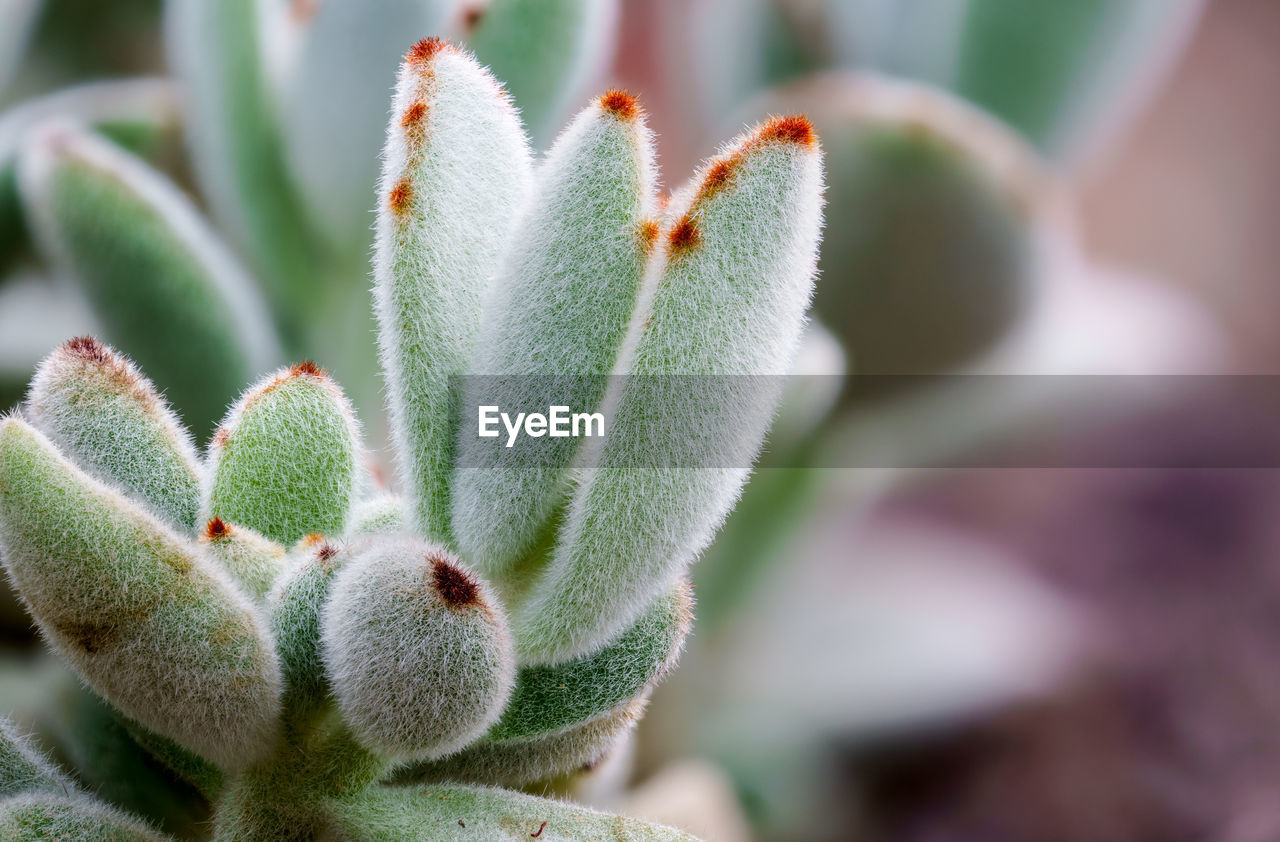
[0,35,824,841]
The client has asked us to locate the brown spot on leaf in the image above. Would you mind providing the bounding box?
[57,336,164,414]
[313,542,340,573]
[697,156,741,204]
[757,114,818,149]
[667,216,701,254]
[401,101,428,132]
[388,179,413,216]
[58,620,122,655]
[599,89,641,121]
[638,219,660,254]
[212,427,229,448]
[430,556,479,607]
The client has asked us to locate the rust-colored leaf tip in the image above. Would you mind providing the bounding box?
[668,216,702,253]
[290,360,326,378]
[203,518,232,540]
[431,557,479,607]
[599,89,641,121]
[758,115,817,149]
[406,37,449,65]
[388,179,414,216]
[64,336,110,364]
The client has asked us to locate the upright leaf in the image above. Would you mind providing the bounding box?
[165,0,320,331]
[516,116,825,664]
[27,337,202,532]
[374,38,532,544]
[0,78,180,262]
[268,0,455,255]
[205,362,362,546]
[453,90,656,580]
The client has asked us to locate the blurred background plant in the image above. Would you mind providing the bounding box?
[1,1,1275,840]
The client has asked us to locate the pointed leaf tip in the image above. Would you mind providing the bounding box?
[289,359,326,378]
[758,114,818,149]
[63,335,110,363]
[406,36,452,66]
[202,517,231,540]
[599,88,641,121]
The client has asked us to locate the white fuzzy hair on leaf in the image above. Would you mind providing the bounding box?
[320,536,514,761]
[374,39,533,546]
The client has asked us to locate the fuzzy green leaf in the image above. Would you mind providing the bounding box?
[347,494,410,538]
[36,680,214,834]
[198,518,286,601]
[268,537,347,716]
[400,697,645,789]
[493,581,690,742]
[17,125,280,437]
[321,537,514,761]
[0,717,71,798]
[374,39,532,545]
[0,417,283,768]
[0,79,180,261]
[26,337,202,532]
[164,0,320,330]
[330,783,698,841]
[268,0,455,255]
[454,90,656,580]
[0,793,170,841]
[204,363,362,546]
[516,117,825,664]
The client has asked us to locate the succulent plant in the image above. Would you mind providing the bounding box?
[0,0,619,437]
[0,32,824,840]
